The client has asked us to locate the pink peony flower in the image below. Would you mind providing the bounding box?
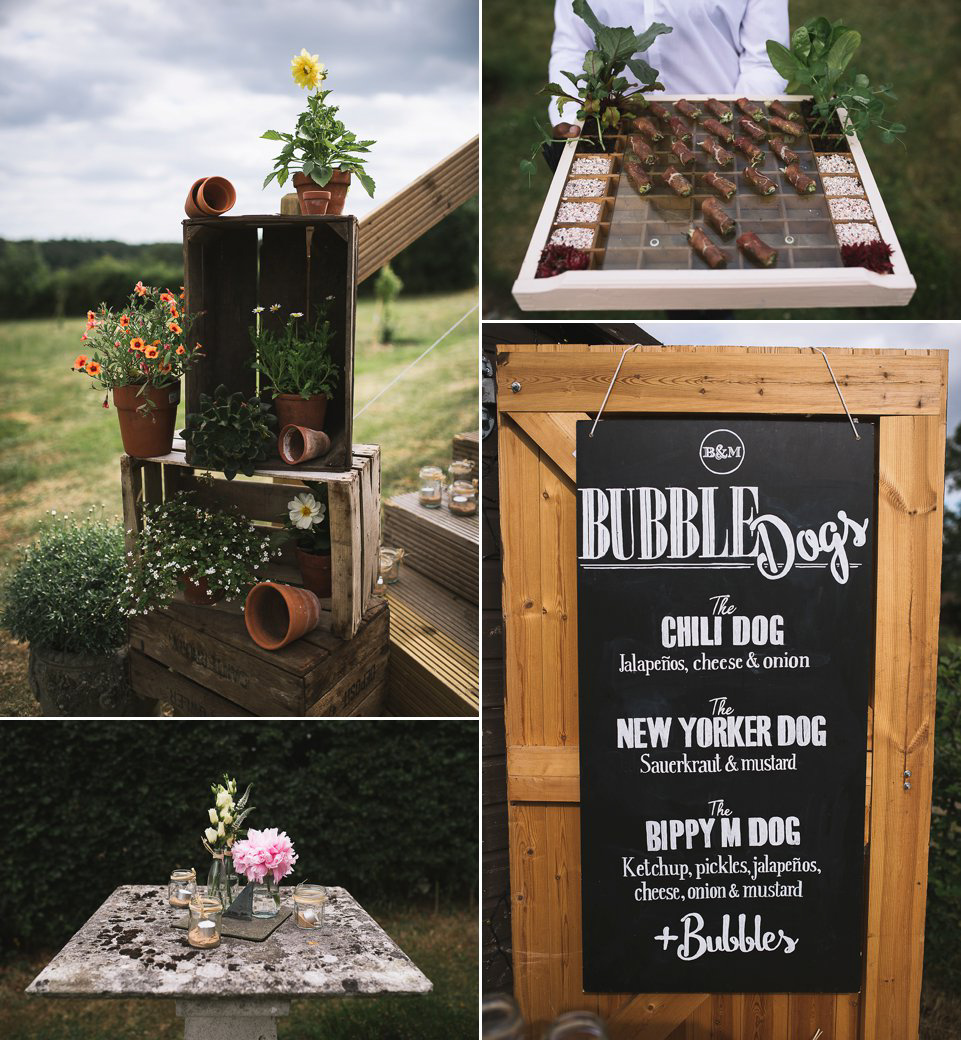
[231,827,298,884]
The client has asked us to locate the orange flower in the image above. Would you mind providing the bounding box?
[160,362,172,373]
[85,360,102,376]
[144,345,159,359]
[73,353,89,370]
[169,303,179,318]
[130,337,145,352]
[167,321,182,335]
[194,342,203,352]
[176,345,186,356]
[86,310,97,322]
[134,280,147,296]
[152,339,161,346]
[159,291,174,303]
[118,315,130,328]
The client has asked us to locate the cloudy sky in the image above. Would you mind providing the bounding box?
[0,0,478,242]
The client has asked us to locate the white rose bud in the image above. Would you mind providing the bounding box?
[204,827,218,844]
[221,811,233,825]
[216,789,231,809]
[208,808,218,825]
[217,821,226,838]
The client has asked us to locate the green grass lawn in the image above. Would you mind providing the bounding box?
[482,0,961,318]
[0,289,477,711]
[0,904,477,1040]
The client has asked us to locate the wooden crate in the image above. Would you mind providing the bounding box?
[120,442,381,640]
[129,597,389,716]
[452,430,479,469]
[183,215,357,471]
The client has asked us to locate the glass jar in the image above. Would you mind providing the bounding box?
[448,480,477,517]
[448,458,475,482]
[544,1011,609,1039]
[168,868,197,908]
[251,878,281,919]
[186,896,223,949]
[418,466,444,508]
[482,993,525,1040]
[292,883,327,929]
[207,851,234,911]
[377,547,405,587]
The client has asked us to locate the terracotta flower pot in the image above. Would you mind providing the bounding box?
[296,548,332,598]
[180,574,225,606]
[273,394,328,432]
[185,176,237,217]
[293,171,351,215]
[244,582,322,651]
[301,190,331,215]
[278,424,332,465]
[112,382,181,458]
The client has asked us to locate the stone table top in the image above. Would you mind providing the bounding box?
[27,885,432,1000]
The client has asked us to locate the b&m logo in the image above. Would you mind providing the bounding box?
[699,429,745,475]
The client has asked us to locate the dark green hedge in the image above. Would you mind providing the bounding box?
[0,721,477,951]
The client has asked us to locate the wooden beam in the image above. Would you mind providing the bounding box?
[357,136,478,283]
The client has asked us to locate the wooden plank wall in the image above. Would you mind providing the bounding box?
[496,345,947,1040]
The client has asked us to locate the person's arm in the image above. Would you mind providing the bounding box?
[733,0,789,97]
[549,0,594,135]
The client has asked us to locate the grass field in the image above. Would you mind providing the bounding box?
[0,903,476,1040]
[0,289,477,711]
[482,0,961,318]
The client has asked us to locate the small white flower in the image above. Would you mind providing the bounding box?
[208,807,218,825]
[269,303,281,312]
[290,311,304,318]
[204,826,218,844]
[252,305,265,314]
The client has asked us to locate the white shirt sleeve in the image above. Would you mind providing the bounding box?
[733,0,790,97]
[548,0,595,126]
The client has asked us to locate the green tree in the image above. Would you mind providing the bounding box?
[374,263,404,344]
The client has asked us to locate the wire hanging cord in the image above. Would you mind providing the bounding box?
[354,303,478,418]
[588,343,641,438]
[811,347,860,441]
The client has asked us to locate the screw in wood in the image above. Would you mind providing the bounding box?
[903,769,911,777]
[510,381,522,393]
[904,781,911,790]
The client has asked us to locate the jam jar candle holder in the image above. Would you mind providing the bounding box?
[377,546,405,587]
[168,868,197,908]
[448,458,475,483]
[293,883,327,929]
[186,896,223,949]
[418,466,444,508]
[448,480,477,517]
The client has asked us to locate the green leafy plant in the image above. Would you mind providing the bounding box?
[249,304,340,400]
[286,484,331,555]
[1,512,128,655]
[123,491,280,615]
[521,0,672,179]
[766,17,905,143]
[180,384,277,481]
[374,263,403,345]
[261,52,375,198]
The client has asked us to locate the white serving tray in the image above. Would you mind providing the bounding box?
[511,95,915,311]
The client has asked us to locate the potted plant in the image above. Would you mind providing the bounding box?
[286,486,332,598]
[766,18,905,150]
[249,304,339,432]
[1,513,152,715]
[181,384,278,479]
[261,51,375,215]
[124,491,280,610]
[74,281,201,458]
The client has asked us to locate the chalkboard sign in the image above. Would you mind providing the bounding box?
[576,418,876,993]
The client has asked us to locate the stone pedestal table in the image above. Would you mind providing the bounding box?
[27,885,432,1039]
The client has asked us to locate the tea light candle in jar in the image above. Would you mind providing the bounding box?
[293,883,327,930]
[186,896,223,949]
[377,547,405,587]
[418,466,443,508]
[447,480,477,517]
[448,458,475,483]
[168,867,197,908]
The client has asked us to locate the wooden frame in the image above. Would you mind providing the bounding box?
[496,345,946,1039]
[511,97,915,312]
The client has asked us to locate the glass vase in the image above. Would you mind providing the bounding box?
[207,851,234,911]
[251,877,281,919]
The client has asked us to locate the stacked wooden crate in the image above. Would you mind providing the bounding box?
[382,433,479,716]
[124,215,388,716]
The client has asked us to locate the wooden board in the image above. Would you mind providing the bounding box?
[453,430,480,468]
[495,345,946,1040]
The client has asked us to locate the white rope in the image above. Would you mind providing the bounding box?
[588,343,641,437]
[354,303,478,417]
[811,347,860,440]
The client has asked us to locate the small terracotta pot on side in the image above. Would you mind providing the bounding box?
[245,582,322,651]
[273,394,328,433]
[112,382,181,458]
[184,176,236,217]
[180,575,225,606]
[296,548,332,598]
[278,424,332,465]
[301,190,331,215]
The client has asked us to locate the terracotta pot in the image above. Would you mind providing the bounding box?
[185,176,236,217]
[244,582,322,651]
[293,171,351,215]
[278,424,332,465]
[273,394,328,432]
[180,574,225,606]
[301,190,331,215]
[112,382,181,458]
[296,548,332,598]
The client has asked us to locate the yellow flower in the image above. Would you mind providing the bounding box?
[290,48,325,90]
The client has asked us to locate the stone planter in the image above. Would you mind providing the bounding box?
[28,646,156,716]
